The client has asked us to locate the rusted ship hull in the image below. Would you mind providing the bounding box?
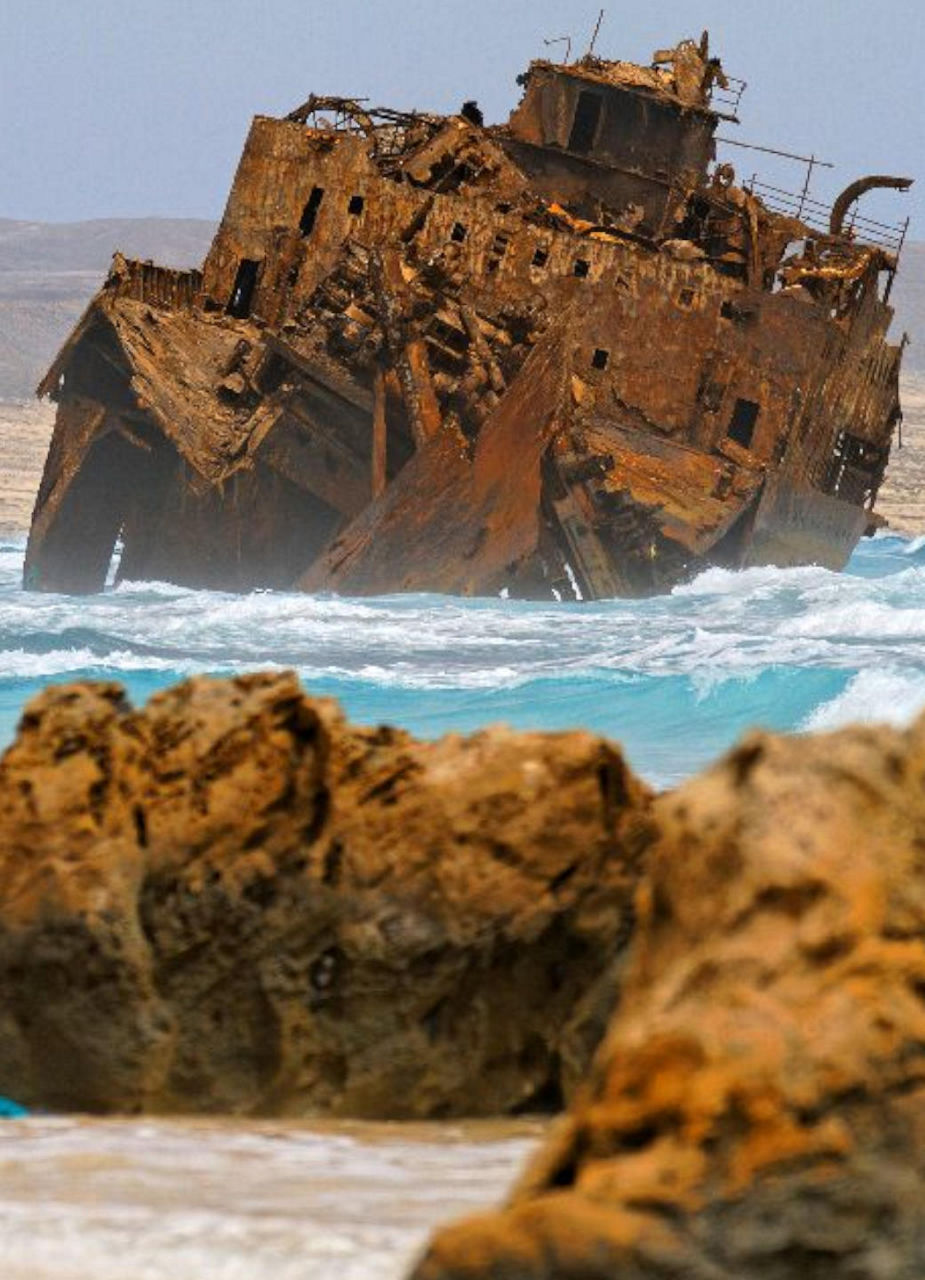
[25,36,910,600]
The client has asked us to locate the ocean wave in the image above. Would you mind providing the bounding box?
[1,536,924,782]
[802,668,925,732]
[778,598,925,641]
[671,562,831,599]
[0,647,187,679]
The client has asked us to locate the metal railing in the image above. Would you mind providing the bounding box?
[744,177,910,256]
[286,95,442,163]
[106,257,203,309]
[710,75,747,119]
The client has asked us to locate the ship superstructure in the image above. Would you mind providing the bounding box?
[27,34,912,598]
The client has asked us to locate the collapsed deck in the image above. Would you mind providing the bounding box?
[26,34,911,599]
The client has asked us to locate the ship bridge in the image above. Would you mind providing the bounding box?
[501,33,746,235]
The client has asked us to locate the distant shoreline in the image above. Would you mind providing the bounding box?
[0,399,54,535]
[873,373,925,536]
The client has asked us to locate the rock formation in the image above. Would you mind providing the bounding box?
[0,673,652,1117]
[8,668,925,1272]
[412,719,925,1277]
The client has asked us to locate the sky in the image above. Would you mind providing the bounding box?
[1,0,921,235]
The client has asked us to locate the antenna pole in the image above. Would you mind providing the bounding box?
[588,9,605,57]
[797,155,816,221]
[717,137,834,171]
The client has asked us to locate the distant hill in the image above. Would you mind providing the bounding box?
[0,216,922,399]
[891,242,925,375]
[0,217,215,277]
[0,218,215,399]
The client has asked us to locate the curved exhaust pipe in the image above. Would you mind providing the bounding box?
[829,175,913,238]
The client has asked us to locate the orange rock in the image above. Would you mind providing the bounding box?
[0,672,652,1117]
[412,722,925,1276]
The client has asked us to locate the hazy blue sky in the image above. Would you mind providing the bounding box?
[1,0,921,233]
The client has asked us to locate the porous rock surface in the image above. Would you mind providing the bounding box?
[0,673,652,1117]
[412,719,925,1278]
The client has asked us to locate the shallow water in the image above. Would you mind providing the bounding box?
[0,1116,540,1279]
[4,532,925,786]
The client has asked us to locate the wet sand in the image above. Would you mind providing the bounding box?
[0,1115,541,1280]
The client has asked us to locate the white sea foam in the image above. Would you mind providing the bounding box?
[671,562,830,599]
[2,538,925,778]
[802,668,925,732]
[0,1117,537,1280]
[0,647,193,679]
[779,599,925,641]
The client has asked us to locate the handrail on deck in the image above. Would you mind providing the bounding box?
[744,178,909,255]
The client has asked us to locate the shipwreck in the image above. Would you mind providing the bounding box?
[26,33,912,599]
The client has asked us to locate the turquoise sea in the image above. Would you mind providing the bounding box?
[4,531,925,785]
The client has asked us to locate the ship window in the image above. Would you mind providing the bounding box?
[574,258,590,278]
[568,91,603,154]
[532,247,549,268]
[226,259,260,319]
[451,221,468,243]
[427,316,469,355]
[678,287,695,307]
[486,231,511,273]
[347,194,365,216]
[299,187,325,237]
[727,398,760,449]
[591,348,609,370]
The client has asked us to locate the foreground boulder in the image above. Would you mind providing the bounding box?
[413,718,925,1277]
[0,673,652,1117]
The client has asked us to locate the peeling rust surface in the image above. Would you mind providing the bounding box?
[25,34,912,599]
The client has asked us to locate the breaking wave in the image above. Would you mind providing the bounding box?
[3,532,925,787]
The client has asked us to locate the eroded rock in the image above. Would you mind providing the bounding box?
[0,673,652,1117]
[412,719,925,1277]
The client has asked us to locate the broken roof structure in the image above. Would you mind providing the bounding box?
[26,33,912,599]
